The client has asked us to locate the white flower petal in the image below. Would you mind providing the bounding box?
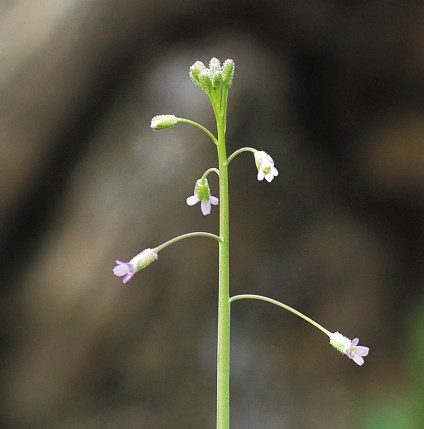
[271,166,279,176]
[265,173,273,182]
[201,201,211,215]
[257,171,264,181]
[186,195,199,206]
[210,196,219,205]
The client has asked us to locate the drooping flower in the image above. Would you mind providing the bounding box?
[329,331,370,366]
[113,248,158,284]
[254,151,279,182]
[345,338,370,366]
[186,178,219,215]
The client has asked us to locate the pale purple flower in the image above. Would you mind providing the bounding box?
[113,260,137,284]
[254,151,279,182]
[345,337,370,366]
[186,178,219,215]
[329,331,369,366]
[113,248,158,284]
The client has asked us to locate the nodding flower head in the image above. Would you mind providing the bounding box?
[113,248,158,284]
[186,178,219,216]
[329,331,370,366]
[254,151,279,182]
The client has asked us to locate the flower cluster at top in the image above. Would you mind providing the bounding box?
[189,57,235,94]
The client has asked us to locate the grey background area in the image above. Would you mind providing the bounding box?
[1,1,423,428]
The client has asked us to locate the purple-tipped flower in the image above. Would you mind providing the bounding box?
[186,178,219,215]
[345,337,370,366]
[329,331,370,366]
[113,248,158,284]
[113,260,137,284]
[254,151,279,182]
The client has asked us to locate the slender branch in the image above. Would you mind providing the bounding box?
[201,167,220,181]
[154,232,221,253]
[176,117,218,145]
[225,147,257,166]
[229,294,332,337]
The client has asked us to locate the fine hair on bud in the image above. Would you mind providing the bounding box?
[222,59,235,87]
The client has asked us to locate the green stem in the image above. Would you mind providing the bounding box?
[154,232,221,253]
[216,98,231,429]
[176,117,218,145]
[225,147,257,166]
[229,294,332,337]
[201,167,220,181]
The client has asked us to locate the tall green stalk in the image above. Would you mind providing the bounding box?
[216,112,230,429]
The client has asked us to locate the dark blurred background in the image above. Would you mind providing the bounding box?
[1,1,424,428]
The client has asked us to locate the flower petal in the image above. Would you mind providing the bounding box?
[201,200,211,215]
[353,338,360,346]
[265,173,274,182]
[210,196,219,205]
[356,346,370,357]
[123,272,134,284]
[352,354,365,366]
[186,195,199,206]
[113,262,130,277]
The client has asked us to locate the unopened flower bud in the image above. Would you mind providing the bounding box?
[212,70,223,89]
[222,59,235,87]
[209,58,224,90]
[150,114,178,131]
[189,61,207,88]
[198,71,213,93]
[209,57,222,75]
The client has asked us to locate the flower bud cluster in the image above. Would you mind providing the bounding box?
[190,58,235,93]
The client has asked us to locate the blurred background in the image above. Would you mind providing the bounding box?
[1,0,424,428]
